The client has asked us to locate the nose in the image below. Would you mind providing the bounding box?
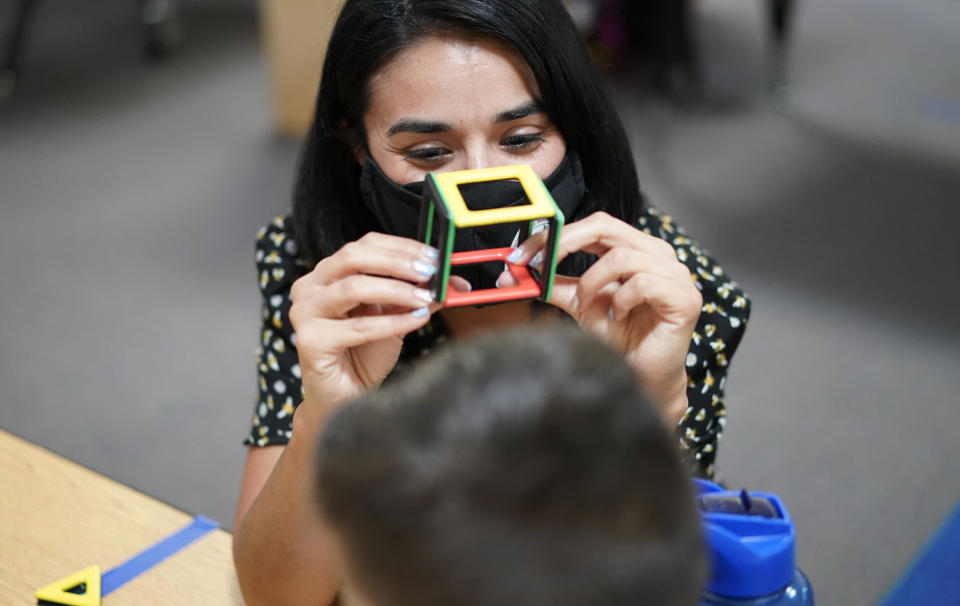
[464,150,489,171]
[461,139,495,171]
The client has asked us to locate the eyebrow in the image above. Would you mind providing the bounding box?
[386,119,452,137]
[385,100,545,138]
[493,100,544,123]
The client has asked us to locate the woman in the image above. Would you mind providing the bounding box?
[234,1,750,604]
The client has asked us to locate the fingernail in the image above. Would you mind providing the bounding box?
[608,307,616,322]
[411,306,429,318]
[571,295,579,311]
[422,246,440,260]
[412,260,437,278]
[507,248,523,264]
[530,251,544,270]
[415,288,434,303]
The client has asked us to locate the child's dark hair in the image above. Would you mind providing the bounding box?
[315,325,705,606]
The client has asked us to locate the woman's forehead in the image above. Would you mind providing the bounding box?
[365,36,541,126]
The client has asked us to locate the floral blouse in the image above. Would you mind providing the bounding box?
[244,207,751,478]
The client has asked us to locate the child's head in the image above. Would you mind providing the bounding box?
[314,325,705,606]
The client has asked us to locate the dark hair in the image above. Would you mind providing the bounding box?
[315,325,705,606]
[292,0,644,265]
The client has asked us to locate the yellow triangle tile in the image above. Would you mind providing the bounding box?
[35,564,101,606]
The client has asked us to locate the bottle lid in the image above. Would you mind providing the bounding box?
[695,479,797,599]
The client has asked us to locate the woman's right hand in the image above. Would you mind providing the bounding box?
[288,232,442,422]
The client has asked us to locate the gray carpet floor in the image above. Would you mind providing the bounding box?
[2,1,958,604]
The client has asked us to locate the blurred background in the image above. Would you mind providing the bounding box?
[1,0,958,603]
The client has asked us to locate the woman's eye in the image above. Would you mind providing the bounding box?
[501,133,546,151]
[404,147,451,164]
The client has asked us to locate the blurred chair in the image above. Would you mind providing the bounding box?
[582,0,798,101]
[0,0,181,98]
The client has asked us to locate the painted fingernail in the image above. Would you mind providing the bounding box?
[422,246,440,260]
[608,307,616,322]
[412,260,437,278]
[415,288,434,303]
[411,306,429,318]
[530,251,544,270]
[507,248,523,264]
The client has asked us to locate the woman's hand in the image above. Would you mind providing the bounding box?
[502,212,702,426]
[288,233,443,425]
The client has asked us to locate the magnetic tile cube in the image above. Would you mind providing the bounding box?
[417,164,564,306]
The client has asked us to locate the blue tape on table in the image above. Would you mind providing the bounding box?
[100,516,219,596]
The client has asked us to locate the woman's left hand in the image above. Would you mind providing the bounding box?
[502,211,702,426]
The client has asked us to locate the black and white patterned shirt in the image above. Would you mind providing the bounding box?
[244,207,751,479]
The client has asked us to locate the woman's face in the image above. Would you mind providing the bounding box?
[362,35,567,185]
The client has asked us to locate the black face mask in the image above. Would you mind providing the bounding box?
[359,152,586,290]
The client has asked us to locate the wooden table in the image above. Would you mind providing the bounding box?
[0,429,243,605]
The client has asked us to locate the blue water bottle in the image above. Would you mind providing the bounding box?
[696,479,814,605]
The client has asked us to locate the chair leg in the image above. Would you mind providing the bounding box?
[139,0,181,60]
[766,0,797,98]
[673,0,703,98]
[1,0,39,97]
[769,0,796,46]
